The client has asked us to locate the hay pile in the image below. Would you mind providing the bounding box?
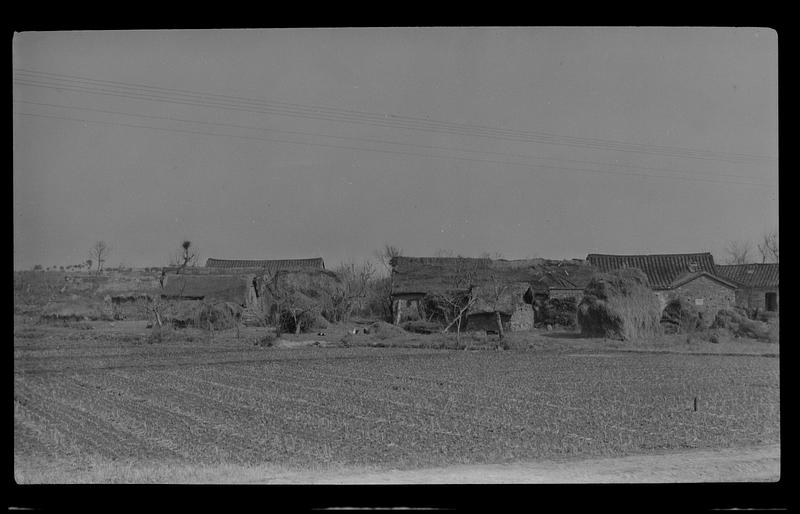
[577,268,662,341]
[710,309,776,342]
[660,298,704,334]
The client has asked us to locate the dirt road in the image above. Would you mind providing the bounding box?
[251,445,780,484]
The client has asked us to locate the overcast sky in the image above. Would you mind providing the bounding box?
[13,27,778,270]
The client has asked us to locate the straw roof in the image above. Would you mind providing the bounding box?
[390,256,596,296]
[160,274,251,303]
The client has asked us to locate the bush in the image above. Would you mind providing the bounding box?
[660,298,704,334]
[539,297,577,328]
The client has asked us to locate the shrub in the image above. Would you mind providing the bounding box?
[660,298,704,334]
[539,297,577,328]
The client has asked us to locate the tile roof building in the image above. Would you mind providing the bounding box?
[586,252,737,325]
[716,263,779,312]
[205,257,325,273]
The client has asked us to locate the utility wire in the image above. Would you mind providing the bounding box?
[13,69,776,164]
[14,99,768,183]
[14,110,776,188]
[15,68,774,163]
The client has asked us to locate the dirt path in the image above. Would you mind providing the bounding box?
[250,445,780,484]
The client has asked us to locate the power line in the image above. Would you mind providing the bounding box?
[13,69,776,164]
[16,68,774,163]
[13,73,770,164]
[14,99,768,183]
[14,110,777,188]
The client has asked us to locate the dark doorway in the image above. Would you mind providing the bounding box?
[765,292,777,312]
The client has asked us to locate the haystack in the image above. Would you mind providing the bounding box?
[577,268,662,341]
[660,298,703,334]
[711,309,774,341]
[262,268,344,333]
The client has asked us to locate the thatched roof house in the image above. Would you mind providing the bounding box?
[390,256,595,297]
[205,257,325,272]
[388,256,596,328]
[160,273,254,303]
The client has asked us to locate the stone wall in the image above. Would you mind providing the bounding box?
[734,287,779,312]
[661,275,736,327]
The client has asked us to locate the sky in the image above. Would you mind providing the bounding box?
[13,27,778,270]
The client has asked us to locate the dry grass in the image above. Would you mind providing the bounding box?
[577,269,662,341]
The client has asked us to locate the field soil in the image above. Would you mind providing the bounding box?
[14,318,779,484]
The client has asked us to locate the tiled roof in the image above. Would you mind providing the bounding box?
[669,271,737,290]
[205,257,324,272]
[586,253,717,290]
[716,263,779,289]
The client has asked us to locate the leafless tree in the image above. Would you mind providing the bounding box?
[170,240,198,270]
[374,244,403,275]
[757,230,779,263]
[89,241,111,272]
[437,259,485,348]
[334,259,376,321]
[474,272,511,344]
[724,240,754,265]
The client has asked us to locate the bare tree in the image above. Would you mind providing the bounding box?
[724,240,754,265]
[170,240,198,270]
[89,241,111,272]
[474,272,511,344]
[334,259,376,321]
[374,244,403,276]
[757,230,779,263]
[436,259,485,348]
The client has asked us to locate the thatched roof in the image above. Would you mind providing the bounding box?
[390,256,596,296]
[470,282,532,315]
[586,252,717,290]
[205,257,325,272]
[160,274,251,303]
[716,263,779,289]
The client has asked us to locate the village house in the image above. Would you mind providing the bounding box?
[716,263,779,314]
[586,252,737,325]
[389,256,598,332]
[160,257,326,325]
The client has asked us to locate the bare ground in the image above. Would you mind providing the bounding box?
[15,444,779,484]
[249,444,780,484]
